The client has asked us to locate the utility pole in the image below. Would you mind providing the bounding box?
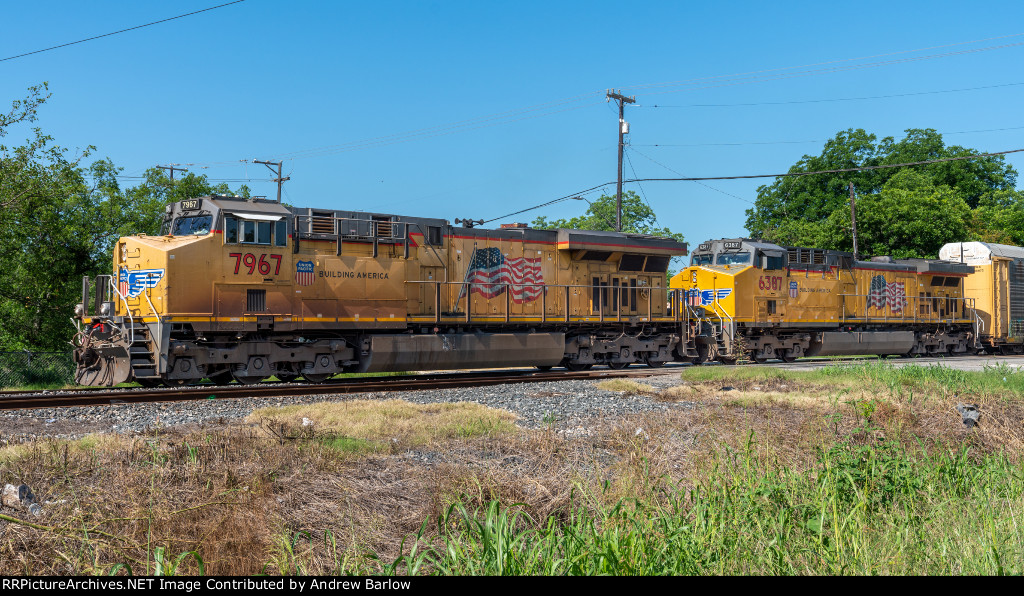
[253,160,290,203]
[849,182,859,261]
[157,164,188,182]
[606,90,635,232]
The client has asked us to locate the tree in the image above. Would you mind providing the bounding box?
[819,170,971,259]
[745,128,1021,258]
[745,128,1017,240]
[531,191,686,276]
[0,85,246,350]
[531,191,684,243]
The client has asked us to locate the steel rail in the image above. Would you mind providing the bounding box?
[0,367,678,411]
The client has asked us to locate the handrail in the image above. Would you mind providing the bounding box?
[107,276,135,347]
[404,279,675,323]
[836,292,973,323]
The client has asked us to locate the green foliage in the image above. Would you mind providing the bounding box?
[746,128,1019,257]
[817,170,972,258]
[378,444,1024,575]
[0,84,248,351]
[531,191,684,243]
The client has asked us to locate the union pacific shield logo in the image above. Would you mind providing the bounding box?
[789,281,798,299]
[295,260,315,286]
[118,268,165,298]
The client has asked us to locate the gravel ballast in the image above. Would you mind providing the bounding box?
[0,371,694,444]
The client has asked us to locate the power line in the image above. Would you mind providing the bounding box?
[621,33,1024,95]
[644,81,1024,108]
[620,41,1024,101]
[626,147,754,205]
[624,148,1024,182]
[0,1,247,63]
[485,148,1024,224]
[637,125,1024,149]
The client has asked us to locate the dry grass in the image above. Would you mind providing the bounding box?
[1,365,1023,575]
[596,379,657,395]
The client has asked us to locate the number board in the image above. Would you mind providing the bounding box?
[180,199,201,211]
[698,243,711,251]
[723,241,742,249]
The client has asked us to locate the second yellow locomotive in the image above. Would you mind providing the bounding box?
[671,238,977,363]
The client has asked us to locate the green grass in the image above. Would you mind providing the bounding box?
[682,359,1024,401]
[379,441,1024,575]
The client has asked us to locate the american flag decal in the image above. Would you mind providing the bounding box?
[867,275,888,310]
[887,281,907,314]
[295,260,315,286]
[117,267,165,298]
[458,247,544,303]
[687,289,702,307]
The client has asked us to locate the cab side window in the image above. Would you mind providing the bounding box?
[225,216,238,243]
[223,215,287,246]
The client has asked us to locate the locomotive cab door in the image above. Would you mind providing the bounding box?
[419,266,443,317]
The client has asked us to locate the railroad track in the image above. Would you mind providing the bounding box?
[0,366,682,411]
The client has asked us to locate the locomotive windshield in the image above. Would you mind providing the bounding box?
[716,252,750,266]
[691,253,713,266]
[171,215,213,236]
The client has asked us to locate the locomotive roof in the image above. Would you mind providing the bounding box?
[195,195,291,216]
[693,237,972,275]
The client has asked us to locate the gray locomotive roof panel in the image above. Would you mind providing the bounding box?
[201,196,292,216]
[556,229,688,255]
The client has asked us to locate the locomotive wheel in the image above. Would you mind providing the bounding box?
[608,361,631,370]
[301,373,332,383]
[644,357,665,368]
[718,356,738,365]
[780,351,798,363]
[565,361,590,372]
[749,352,768,364]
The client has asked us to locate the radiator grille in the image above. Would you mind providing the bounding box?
[247,289,266,312]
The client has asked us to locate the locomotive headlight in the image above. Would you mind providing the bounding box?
[74,303,85,317]
[99,302,113,316]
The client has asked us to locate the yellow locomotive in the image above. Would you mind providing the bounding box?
[73,195,688,385]
[670,238,977,363]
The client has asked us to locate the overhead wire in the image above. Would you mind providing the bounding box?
[644,81,1024,108]
[637,125,1024,149]
[621,32,1024,94]
[626,146,755,205]
[0,1,247,63]
[484,148,1024,224]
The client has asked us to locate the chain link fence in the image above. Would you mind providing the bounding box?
[0,351,75,388]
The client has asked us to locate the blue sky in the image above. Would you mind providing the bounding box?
[4,0,1024,248]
